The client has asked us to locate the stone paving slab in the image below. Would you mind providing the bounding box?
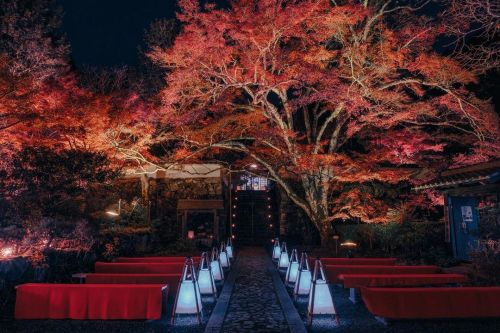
[221,247,289,333]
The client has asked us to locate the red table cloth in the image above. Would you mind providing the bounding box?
[94,262,185,274]
[86,273,181,298]
[339,273,467,288]
[15,283,164,320]
[325,265,439,283]
[361,287,500,319]
[314,258,397,266]
[116,256,200,263]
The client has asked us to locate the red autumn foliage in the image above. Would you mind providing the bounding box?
[137,0,500,242]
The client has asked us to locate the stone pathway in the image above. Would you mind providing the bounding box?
[221,247,289,333]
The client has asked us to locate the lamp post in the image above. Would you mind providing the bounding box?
[219,241,230,269]
[210,247,224,282]
[197,252,217,298]
[294,252,312,299]
[171,257,203,325]
[278,241,290,269]
[307,258,339,326]
[285,249,299,286]
[272,237,281,260]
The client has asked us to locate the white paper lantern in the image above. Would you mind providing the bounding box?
[285,249,299,285]
[272,238,281,260]
[307,258,339,325]
[210,247,224,282]
[278,242,289,269]
[172,258,203,324]
[219,242,231,269]
[226,237,234,260]
[294,252,312,297]
[198,252,217,297]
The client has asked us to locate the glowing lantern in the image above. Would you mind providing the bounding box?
[187,230,195,239]
[278,242,290,269]
[307,258,339,325]
[210,247,224,282]
[219,242,230,269]
[197,252,217,298]
[226,237,234,260]
[171,257,203,324]
[294,252,312,298]
[285,249,299,286]
[272,238,281,260]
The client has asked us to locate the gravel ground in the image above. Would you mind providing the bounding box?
[221,247,289,333]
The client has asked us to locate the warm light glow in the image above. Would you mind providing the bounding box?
[1,247,13,258]
[250,163,258,169]
[268,214,272,218]
[231,235,235,239]
[231,224,235,227]
[340,241,357,247]
[188,230,195,239]
[106,210,119,216]
[269,224,273,227]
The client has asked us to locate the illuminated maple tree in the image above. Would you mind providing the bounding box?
[127,0,500,243]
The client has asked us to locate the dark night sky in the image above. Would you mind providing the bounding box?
[57,0,178,68]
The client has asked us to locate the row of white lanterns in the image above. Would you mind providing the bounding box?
[272,238,340,325]
[171,238,234,324]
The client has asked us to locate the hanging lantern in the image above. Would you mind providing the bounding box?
[226,237,234,260]
[171,257,203,325]
[285,249,299,286]
[278,242,290,269]
[219,242,231,269]
[272,238,281,260]
[210,247,224,282]
[197,252,217,298]
[294,252,312,298]
[307,258,340,326]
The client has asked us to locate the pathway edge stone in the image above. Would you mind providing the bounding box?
[268,258,308,333]
[203,263,238,333]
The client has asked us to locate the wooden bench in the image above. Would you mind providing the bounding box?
[314,258,397,266]
[85,273,182,300]
[361,287,500,321]
[324,265,439,284]
[339,273,467,303]
[94,262,185,274]
[116,256,200,263]
[15,283,167,320]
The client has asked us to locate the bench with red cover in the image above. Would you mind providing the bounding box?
[361,287,500,319]
[314,258,397,266]
[85,273,181,298]
[94,262,185,274]
[339,273,467,288]
[15,283,165,320]
[116,256,200,263]
[324,265,439,283]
